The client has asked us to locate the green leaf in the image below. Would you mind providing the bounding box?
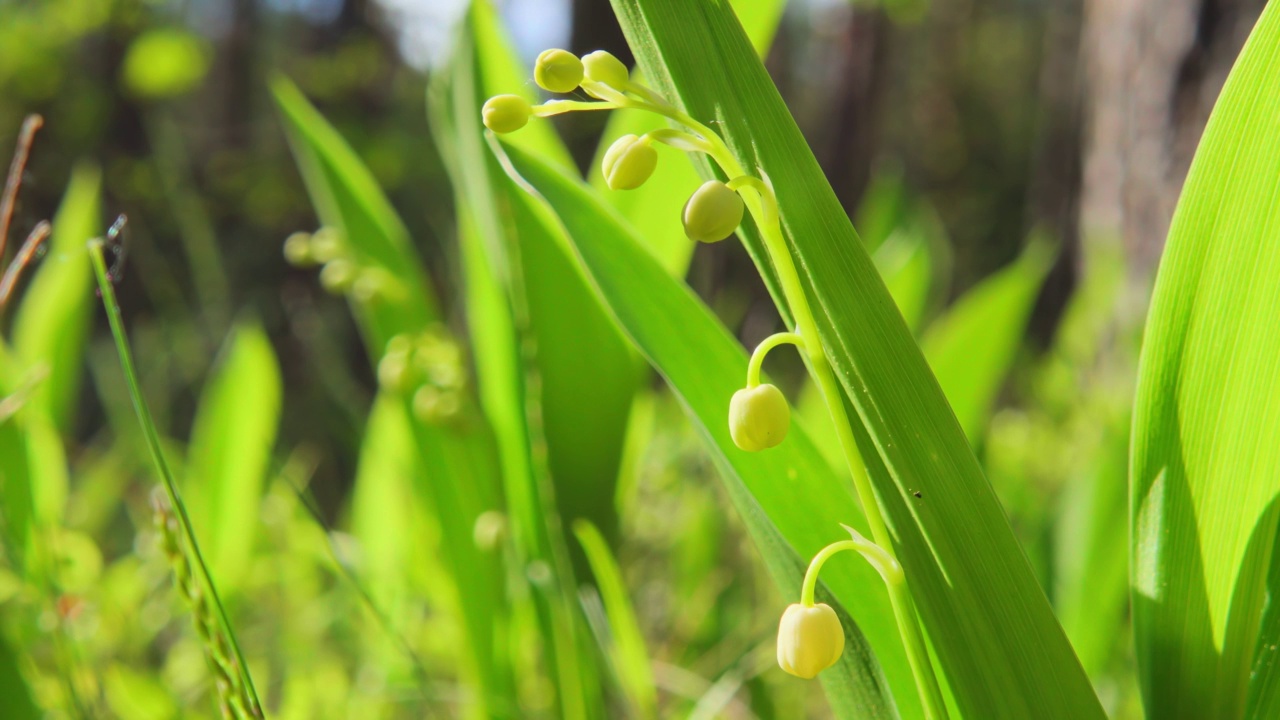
[920,237,1054,441]
[466,2,640,558]
[12,163,101,433]
[0,628,39,720]
[497,142,902,720]
[186,322,282,593]
[347,392,417,613]
[872,226,932,334]
[274,77,514,716]
[470,0,575,172]
[606,2,1102,717]
[573,519,656,719]
[588,0,784,276]
[1129,5,1280,718]
[271,74,438,353]
[434,32,607,715]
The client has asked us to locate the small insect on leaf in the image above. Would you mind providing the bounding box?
[94,215,129,297]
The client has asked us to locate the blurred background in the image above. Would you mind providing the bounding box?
[0,0,1269,717]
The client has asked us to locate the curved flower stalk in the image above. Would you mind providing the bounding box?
[482,50,948,718]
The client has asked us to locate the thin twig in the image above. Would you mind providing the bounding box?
[0,220,51,307]
[1,115,43,262]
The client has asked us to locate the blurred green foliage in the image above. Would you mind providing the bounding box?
[0,0,1186,718]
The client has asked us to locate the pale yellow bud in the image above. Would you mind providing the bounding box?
[582,50,629,88]
[601,134,658,190]
[319,258,356,294]
[482,94,532,134]
[776,603,845,679]
[283,232,313,266]
[377,351,411,392]
[310,227,342,262]
[729,383,790,451]
[682,180,744,243]
[534,49,584,93]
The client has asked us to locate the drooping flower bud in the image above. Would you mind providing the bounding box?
[601,134,658,190]
[309,227,342,263]
[482,94,532,134]
[729,383,790,451]
[319,258,356,294]
[283,232,313,266]
[377,350,411,392]
[534,49,584,93]
[683,180,744,243]
[777,603,845,679]
[582,50,629,88]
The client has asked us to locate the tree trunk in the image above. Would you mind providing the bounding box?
[1081,0,1268,277]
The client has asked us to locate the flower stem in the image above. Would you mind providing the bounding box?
[746,332,802,388]
[694,130,950,720]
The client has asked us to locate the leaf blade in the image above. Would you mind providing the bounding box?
[1129,4,1280,717]
[498,141,904,720]
[606,2,1103,716]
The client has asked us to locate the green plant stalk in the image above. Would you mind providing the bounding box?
[745,332,801,388]
[614,90,950,719]
[87,238,264,718]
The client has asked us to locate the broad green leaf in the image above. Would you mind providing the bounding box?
[1047,237,1132,680]
[0,420,31,562]
[462,2,640,561]
[348,392,417,613]
[0,342,70,570]
[574,519,656,719]
[588,0,784,276]
[1129,5,1280,718]
[855,167,908,253]
[497,142,902,719]
[186,322,281,593]
[607,2,1102,717]
[872,227,931,334]
[12,163,101,433]
[0,629,38,720]
[435,38,604,714]
[274,79,512,716]
[470,0,574,171]
[271,75,437,353]
[1055,414,1130,678]
[920,238,1054,441]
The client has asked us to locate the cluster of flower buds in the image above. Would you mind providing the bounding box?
[480,48,749,244]
[282,227,392,303]
[480,47,927,693]
[378,328,466,424]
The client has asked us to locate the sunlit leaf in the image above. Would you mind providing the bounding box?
[498,141,902,719]
[1129,4,1280,717]
[186,322,281,593]
[606,1,1102,716]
